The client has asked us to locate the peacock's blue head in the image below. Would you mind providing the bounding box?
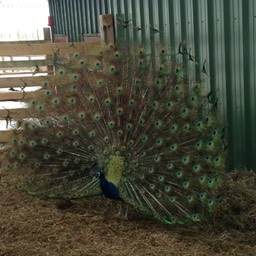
[92,166,103,179]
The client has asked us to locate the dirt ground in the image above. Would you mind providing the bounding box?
[0,172,256,256]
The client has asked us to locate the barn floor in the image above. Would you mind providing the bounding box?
[0,172,256,256]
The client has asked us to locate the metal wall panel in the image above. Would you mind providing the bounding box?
[48,0,256,170]
[223,0,246,168]
[243,0,256,168]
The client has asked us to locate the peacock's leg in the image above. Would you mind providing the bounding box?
[115,201,129,220]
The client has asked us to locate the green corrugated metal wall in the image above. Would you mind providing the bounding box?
[48,0,256,170]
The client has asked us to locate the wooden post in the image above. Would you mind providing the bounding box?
[43,27,52,43]
[43,28,54,75]
[99,15,115,45]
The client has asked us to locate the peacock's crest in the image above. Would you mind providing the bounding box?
[1,44,226,225]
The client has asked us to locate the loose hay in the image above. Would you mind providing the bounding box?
[0,170,256,256]
[216,169,256,231]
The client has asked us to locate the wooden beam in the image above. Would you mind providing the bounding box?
[0,59,52,69]
[0,42,103,56]
[0,76,50,88]
[0,130,13,143]
[0,90,43,102]
[0,107,38,121]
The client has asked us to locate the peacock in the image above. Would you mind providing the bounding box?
[0,43,226,225]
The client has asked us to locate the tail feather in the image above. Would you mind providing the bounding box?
[1,44,226,225]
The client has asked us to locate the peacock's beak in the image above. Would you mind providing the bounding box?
[92,175,98,182]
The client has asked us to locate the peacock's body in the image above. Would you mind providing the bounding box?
[1,44,226,225]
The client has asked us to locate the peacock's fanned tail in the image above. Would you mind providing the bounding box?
[1,45,226,225]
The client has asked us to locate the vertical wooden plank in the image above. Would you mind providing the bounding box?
[44,28,54,75]
[43,28,52,43]
[99,14,115,44]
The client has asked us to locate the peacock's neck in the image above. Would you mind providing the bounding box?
[97,155,124,201]
[105,155,124,188]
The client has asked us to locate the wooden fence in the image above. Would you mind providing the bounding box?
[0,15,114,143]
